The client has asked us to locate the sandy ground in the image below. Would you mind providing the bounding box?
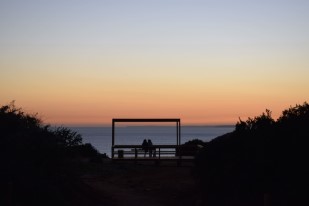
[81,160,201,206]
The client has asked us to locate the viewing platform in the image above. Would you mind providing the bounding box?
[111,118,195,165]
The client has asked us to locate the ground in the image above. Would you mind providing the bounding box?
[80,159,200,206]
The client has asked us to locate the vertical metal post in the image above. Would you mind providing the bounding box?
[176,122,179,145]
[112,119,115,158]
[179,120,181,145]
[178,119,182,166]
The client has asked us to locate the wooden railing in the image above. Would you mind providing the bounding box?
[112,145,185,159]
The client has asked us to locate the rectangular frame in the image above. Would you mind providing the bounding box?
[112,118,181,158]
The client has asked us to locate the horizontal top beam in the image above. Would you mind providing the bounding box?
[113,144,181,148]
[113,118,180,123]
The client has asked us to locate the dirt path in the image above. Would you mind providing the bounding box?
[81,161,200,206]
[87,178,161,206]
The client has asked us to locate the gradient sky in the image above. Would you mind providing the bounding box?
[1,0,309,125]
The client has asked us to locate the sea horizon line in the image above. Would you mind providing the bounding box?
[52,124,235,128]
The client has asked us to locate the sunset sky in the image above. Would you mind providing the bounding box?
[1,0,309,126]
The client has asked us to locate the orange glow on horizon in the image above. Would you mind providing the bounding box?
[5,97,303,127]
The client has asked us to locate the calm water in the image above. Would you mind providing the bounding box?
[69,126,235,156]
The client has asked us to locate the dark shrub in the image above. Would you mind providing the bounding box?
[195,102,309,206]
[177,139,207,156]
[0,102,103,205]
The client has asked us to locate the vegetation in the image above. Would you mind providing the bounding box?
[177,139,207,156]
[0,102,102,206]
[195,102,309,206]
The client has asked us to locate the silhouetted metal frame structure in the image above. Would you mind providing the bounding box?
[112,118,181,158]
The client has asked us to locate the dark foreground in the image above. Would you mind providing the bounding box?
[80,159,199,206]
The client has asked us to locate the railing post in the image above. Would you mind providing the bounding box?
[135,148,137,159]
[178,145,182,167]
[112,146,114,158]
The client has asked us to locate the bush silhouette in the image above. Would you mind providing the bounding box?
[0,102,102,206]
[195,102,309,206]
[177,139,207,156]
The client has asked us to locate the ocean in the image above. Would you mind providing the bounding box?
[69,126,235,156]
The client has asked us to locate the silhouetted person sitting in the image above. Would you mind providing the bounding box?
[142,139,148,157]
[148,139,153,158]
